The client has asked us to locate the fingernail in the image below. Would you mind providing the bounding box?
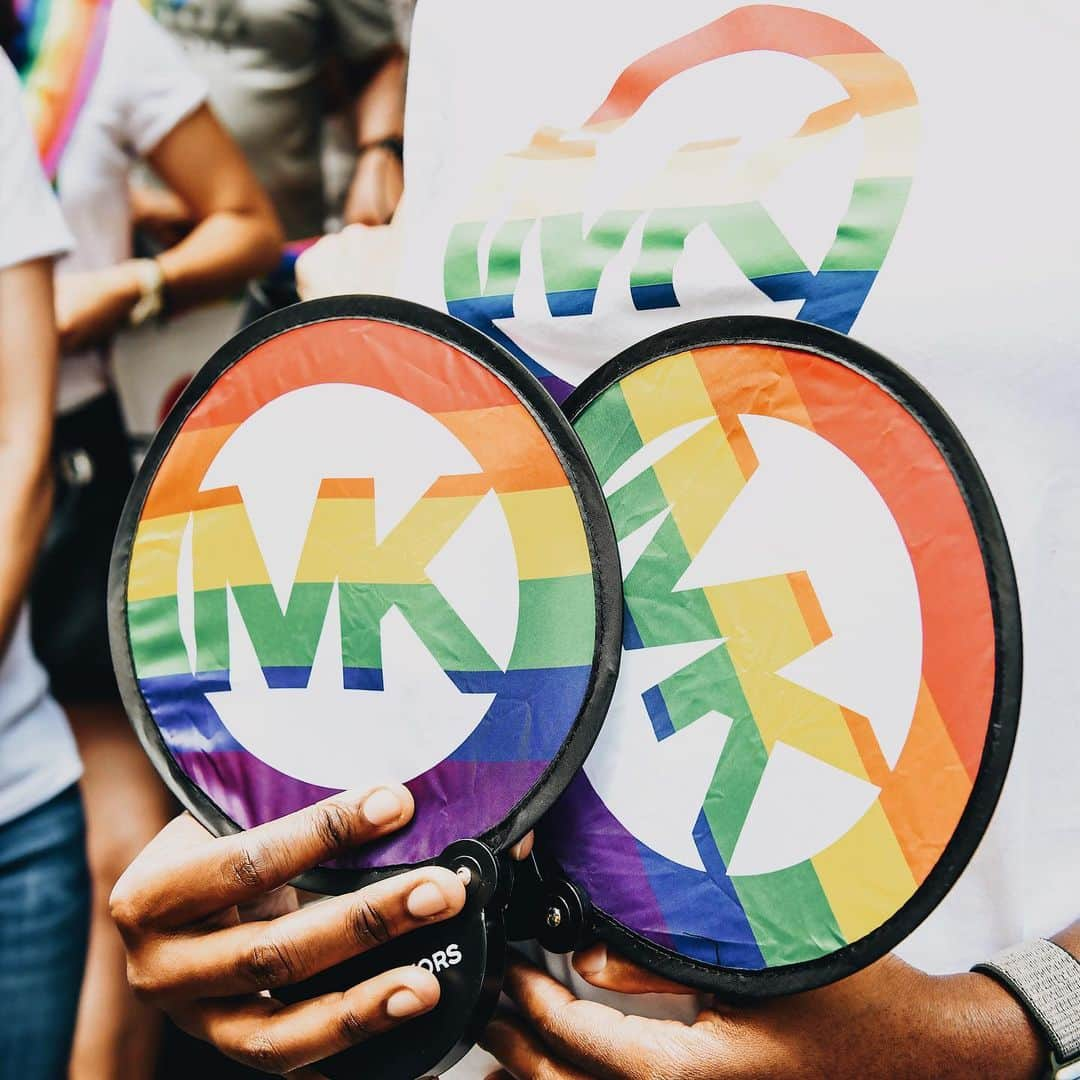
[407,880,451,918]
[385,988,427,1018]
[363,787,405,826]
[575,943,607,975]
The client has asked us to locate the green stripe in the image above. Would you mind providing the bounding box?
[540,212,639,296]
[732,866,846,965]
[820,177,912,272]
[129,574,594,677]
[27,0,53,69]
[509,574,596,669]
[573,384,642,489]
[444,219,535,302]
[631,204,807,288]
[128,595,186,679]
[444,222,486,301]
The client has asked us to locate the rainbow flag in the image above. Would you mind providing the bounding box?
[541,341,995,969]
[125,317,598,868]
[14,0,113,179]
[443,5,919,402]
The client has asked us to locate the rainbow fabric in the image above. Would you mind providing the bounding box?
[540,342,995,968]
[443,5,918,403]
[125,318,597,868]
[14,0,112,179]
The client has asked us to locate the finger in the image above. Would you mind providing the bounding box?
[480,1014,592,1080]
[508,832,534,861]
[134,866,466,1000]
[502,956,688,1078]
[183,964,440,1075]
[111,786,414,932]
[572,944,697,996]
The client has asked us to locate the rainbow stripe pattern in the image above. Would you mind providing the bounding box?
[539,342,995,968]
[443,5,918,403]
[125,318,597,868]
[14,0,113,180]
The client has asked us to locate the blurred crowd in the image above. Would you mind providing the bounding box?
[1,0,413,1075]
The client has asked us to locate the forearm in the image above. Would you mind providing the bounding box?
[155,209,281,312]
[354,47,406,144]
[0,444,52,654]
[0,259,58,653]
[954,919,1080,1077]
[146,104,284,312]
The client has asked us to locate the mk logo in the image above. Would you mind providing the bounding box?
[173,384,520,789]
[581,394,921,877]
[442,6,918,396]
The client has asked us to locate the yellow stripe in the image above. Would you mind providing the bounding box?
[192,504,271,590]
[620,351,742,557]
[128,512,189,602]
[459,107,918,223]
[500,487,592,579]
[705,577,867,778]
[812,801,917,943]
[141,489,585,593]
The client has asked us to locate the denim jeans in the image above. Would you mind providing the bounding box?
[0,785,90,1079]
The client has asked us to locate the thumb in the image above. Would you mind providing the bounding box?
[572,944,698,996]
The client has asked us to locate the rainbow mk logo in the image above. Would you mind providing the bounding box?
[126,318,598,861]
[548,340,995,969]
[443,5,919,401]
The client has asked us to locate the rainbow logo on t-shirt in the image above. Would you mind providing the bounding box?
[124,316,599,867]
[443,5,919,402]
[14,0,113,179]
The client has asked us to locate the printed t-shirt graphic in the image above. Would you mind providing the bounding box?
[125,318,597,867]
[442,5,918,402]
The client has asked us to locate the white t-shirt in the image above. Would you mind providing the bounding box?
[55,0,206,414]
[0,53,81,827]
[392,1,1080,1069]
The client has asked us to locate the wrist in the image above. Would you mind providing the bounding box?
[356,134,404,161]
[933,971,1045,1079]
[124,257,166,326]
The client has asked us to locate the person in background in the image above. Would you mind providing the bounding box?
[134,0,407,320]
[0,48,89,1080]
[307,2,1080,1077]
[3,1,283,1076]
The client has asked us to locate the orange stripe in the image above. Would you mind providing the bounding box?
[875,681,974,885]
[787,570,831,647]
[432,404,572,493]
[142,425,238,519]
[812,53,918,118]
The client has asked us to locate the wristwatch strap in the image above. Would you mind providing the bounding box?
[129,258,165,327]
[974,939,1080,1077]
[357,135,404,161]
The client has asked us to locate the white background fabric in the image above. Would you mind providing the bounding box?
[393,3,1080,1070]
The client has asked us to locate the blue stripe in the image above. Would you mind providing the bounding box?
[637,813,765,969]
[138,664,592,764]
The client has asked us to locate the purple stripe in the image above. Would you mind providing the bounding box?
[172,749,546,870]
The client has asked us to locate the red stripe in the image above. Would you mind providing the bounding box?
[588,5,880,126]
[185,319,519,430]
[784,351,994,782]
